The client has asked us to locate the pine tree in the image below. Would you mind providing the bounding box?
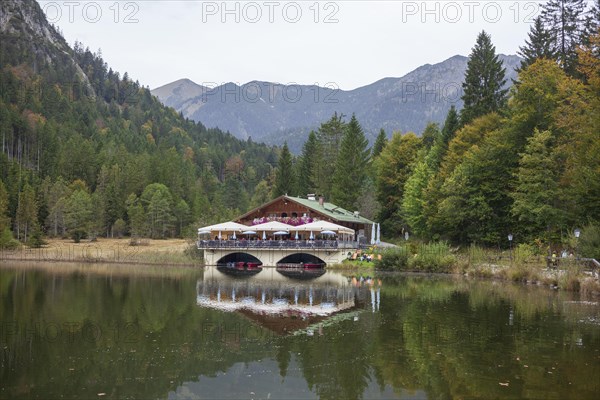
[330,115,370,210]
[584,0,600,45]
[518,16,557,72]
[541,0,587,75]
[313,113,347,197]
[296,131,319,195]
[441,105,460,145]
[273,142,296,197]
[421,123,439,149]
[372,129,387,158]
[460,31,508,126]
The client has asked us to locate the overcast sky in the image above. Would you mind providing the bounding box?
[37,1,547,90]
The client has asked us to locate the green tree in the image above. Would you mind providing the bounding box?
[541,0,587,75]
[441,105,459,145]
[15,183,38,243]
[44,177,70,237]
[330,114,371,210]
[313,113,347,197]
[518,16,557,72]
[372,129,387,158]
[402,149,432,237]
[250,179,273,208]
[0,179,17,248]
[141,183,174,239]
[511,129,564,241]
[423,113,504,239]
[420,123,439,149]
[173,199,191,237]
[296,131,319,195]
[64,188,93,242]
[460,31,508,126]
[273,142,296,197]
[126,194,146,238]
[0,180,10,232]
[375,132,421,236]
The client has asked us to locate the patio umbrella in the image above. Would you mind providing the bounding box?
[262,231,266,240]
[218,231,222,239]
[273,231,289,236]
[376,223,381,244]
[321,230,336,235]
[371,223,376,245]
[295,231,299,240]
[242,230,257,235]
[309,231,314,240]
[232,231,236,240]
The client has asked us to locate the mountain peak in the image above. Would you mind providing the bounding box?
[152,54,521,152]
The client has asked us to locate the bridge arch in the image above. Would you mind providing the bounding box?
[277,253,325,265]
[216,252,262,265]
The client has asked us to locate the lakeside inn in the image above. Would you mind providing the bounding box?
[197,194,377,267]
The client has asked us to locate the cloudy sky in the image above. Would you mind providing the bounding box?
[37,1,544,90]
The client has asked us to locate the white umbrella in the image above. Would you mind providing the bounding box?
[218,231,222,240]
[309,231,314,240]
[232,231,236,240]
[371,223,376,245]
[376,223,381,244]
[242,230,257,235]
[295,231,299,240]
[262,231,266,240]
[321,230,336,235]
[273,231,289,236]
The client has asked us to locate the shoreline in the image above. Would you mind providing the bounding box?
[2,239,598,297]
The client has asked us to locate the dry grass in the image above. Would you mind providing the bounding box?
[0,238,202,266]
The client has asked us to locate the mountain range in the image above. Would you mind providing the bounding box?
[152,54,521,152]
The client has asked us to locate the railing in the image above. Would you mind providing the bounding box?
[197,239,359,250]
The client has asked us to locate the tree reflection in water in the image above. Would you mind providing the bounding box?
[0,264,598,399]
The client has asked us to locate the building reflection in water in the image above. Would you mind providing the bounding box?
[196,266,381,335]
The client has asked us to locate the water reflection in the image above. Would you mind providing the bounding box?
[197,266,373,335]
[1,264,598,400]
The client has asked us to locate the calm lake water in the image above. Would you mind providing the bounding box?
[1,263,599,400]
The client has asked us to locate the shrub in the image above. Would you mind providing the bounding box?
[375,246,410,270]
[514,243,536,264]
[0,227,20,249]
[70,229,87,243]
[408,242,457,273]
[27,227,46,248]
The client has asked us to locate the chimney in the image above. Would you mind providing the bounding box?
[319,196,324,206]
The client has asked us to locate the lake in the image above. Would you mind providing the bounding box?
[1,263,599,399]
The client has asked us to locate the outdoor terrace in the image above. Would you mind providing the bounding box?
[197,239,361,250]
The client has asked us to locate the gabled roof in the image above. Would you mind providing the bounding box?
[236,195,374,225]
[287,196,374,224]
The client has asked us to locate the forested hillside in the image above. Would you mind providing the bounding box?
[0,0,278,245]
[271,0,600,255]
[1,0,598,257]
